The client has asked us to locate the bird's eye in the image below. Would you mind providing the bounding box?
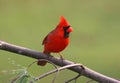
[63,26,70,30]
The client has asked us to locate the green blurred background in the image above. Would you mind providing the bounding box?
[0,0,120,83]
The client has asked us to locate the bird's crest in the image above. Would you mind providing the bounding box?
[59,16,70,26]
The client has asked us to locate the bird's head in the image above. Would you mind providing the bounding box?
[58,16,73,38]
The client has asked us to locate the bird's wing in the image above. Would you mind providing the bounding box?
[42,30,54,45]
[42,34,48,45]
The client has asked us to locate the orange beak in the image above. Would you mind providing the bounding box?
[67,27,73,32]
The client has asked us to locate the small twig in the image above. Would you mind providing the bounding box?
[38,59,59,83]
[27,61,38,71]
[65,74,81,83]
[27,59,59,83]
[35,64,82,82]
[65,65,85,83]
[11,75,21,83]
[10,69,28,83]
[86,79,93,83]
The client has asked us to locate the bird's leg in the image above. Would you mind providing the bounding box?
[43,52,53,59]
[58,53,64,65]
[46,53,53,58]
[58,53,64,60]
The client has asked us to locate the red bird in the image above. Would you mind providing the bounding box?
[38,16,73,66]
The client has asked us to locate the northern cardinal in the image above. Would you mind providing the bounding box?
[38,16,73,66]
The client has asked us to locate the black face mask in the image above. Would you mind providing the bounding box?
[63,26,71,38]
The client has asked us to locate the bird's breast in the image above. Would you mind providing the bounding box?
[44,35,69,53]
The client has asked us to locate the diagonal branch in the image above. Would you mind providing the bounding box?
[0,40,119,83]
[35,64,81,80]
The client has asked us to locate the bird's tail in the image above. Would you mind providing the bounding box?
[37,60,47,66]
[37,51,49,66]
